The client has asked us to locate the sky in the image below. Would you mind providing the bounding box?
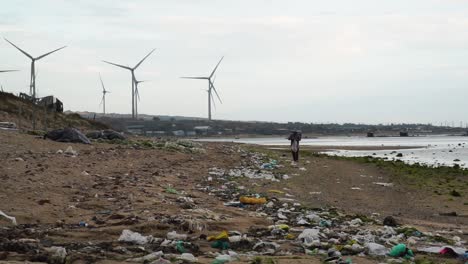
[1,0,468,124]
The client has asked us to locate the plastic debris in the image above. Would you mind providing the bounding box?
[127,251,163,262]
[167,231,188,241]
[45,246,67,264]
[253,241,280,255]
[0,210,17,225]
[298,229,320,246]
[239,196,267,204]
[45,128,91,144]
[118,229,154,245]
[208,230,229,241]
[389,244,414,259]
[177,253,198,262]
[367,242,389,256]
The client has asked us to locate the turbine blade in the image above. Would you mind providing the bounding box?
[211,92,217,109]
[0,70,19,73]
[134,49,156,69]
[99,95,104,106]
[180,76,208,79]
[135,87,141,101]
[209,56,224,78]
[4,38,33,59]
[99,73,105,92]
[36,46,67,60]
[211,81,223,104]
[103,60,132,70]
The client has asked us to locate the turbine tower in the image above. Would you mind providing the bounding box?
[134,77,148,119]
[99,73,110,115]
[103,49,155,119]
[4,38,66,100]
[181,56,224,121]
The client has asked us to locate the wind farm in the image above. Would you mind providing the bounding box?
[2,1,468,263]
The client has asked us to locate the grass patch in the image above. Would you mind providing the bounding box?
[322,155,468,193]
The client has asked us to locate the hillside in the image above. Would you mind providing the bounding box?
[0,91,108,131]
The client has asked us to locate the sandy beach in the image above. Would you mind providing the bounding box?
[0,130,467,263]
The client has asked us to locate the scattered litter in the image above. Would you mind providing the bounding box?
[127,251,163,262]
[45,246,67,264]
[373,182,394,187]
[0,210,17,225]
[167,231,188,241]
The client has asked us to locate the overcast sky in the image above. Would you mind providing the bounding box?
[1,0,468,124]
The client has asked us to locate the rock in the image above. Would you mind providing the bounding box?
[37,199,51,205]
[14,157,24,162]
[383,216,399,227]
[440,212,458,217]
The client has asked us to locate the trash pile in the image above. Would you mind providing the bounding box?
[208,150,283,182]
[196,148,468,263]
[44,127,91,144]
[164,139,206,154]
[86,129,126,141]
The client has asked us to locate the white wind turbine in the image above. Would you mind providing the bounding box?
[133,77,148,119]
[181,56,224,121]
[99,73,110,115]
[4,38,66,100]
[102,49,155,119]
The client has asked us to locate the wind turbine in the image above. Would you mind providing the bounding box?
[181,56,224,121]
[99,73,110,115]
[102,49,155,119]
[4,38,66,100]
[134,77,148,119]
[0,70,18,92]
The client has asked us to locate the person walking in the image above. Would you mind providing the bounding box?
[288,130,302,162]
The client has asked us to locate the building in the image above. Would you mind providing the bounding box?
[194,126,211,136]
[172,130,185,136]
